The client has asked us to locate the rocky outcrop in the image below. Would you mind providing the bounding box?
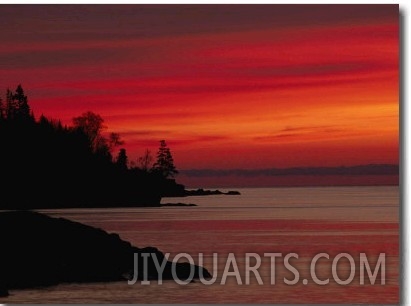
[226,190,241,195]
[0,284,8,297]
[161,203,197,207]
[159,179,186,197]
[0,211,210,293]
[185,188,241,196]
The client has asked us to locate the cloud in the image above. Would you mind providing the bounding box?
[113,129,172,137]
[252,125,346,143]
[160,135,231,147]
[0,5,397,43]
[280,126,335,132]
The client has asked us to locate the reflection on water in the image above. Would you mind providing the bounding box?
[1,186,399,304]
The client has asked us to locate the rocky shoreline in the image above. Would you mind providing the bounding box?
[0,284,7,297]
[0,211,210,297]
[185,188,241,196]
[161,203,197,207]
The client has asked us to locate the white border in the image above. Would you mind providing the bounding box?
[0,1,408,304]
[400,1,409,305]
[0,0,405,4]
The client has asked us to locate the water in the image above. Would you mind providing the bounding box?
[1,186,399,304]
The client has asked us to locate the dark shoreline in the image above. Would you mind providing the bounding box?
[0,211,210,297]
[184,188,241,196]
[161,203,197,207]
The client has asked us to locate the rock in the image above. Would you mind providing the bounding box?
[161,203,197,207]
[185,189,241,196]
[0,211,210,290]
[0,285,8,297]
[159,179,186,197]
[185,189,221,196]
[226,191,241,195]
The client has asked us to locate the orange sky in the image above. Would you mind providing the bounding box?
[0,5,398,185]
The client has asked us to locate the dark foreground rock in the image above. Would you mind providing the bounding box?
[185,188,241,196]
[0,211,210,294]
[0,284,8,297]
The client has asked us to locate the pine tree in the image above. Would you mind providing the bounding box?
[153,140,178,178]
[116,148,128,170]
[6,88,16,120]
[14,84,30,120]
[4,85,31,121]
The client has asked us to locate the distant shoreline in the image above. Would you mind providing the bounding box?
[180,184,399,190]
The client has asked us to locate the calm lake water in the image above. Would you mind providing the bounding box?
[1,186,399,304]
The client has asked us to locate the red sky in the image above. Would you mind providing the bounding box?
[0,5,398,186]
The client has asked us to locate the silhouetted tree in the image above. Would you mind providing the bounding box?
[72,111,108,153]
[153,140,178,178]
[14,84,31,120]
[4,85,32,121]
[116,148,128,170]
[5,88,16,120]
[137,149,153,172]
[108,132,124,152]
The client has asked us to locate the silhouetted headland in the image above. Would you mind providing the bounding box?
[0,85,187,209]
[0,211,211,295]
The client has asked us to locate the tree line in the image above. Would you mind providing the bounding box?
[0,85,184,208]
[69,110,178,178]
